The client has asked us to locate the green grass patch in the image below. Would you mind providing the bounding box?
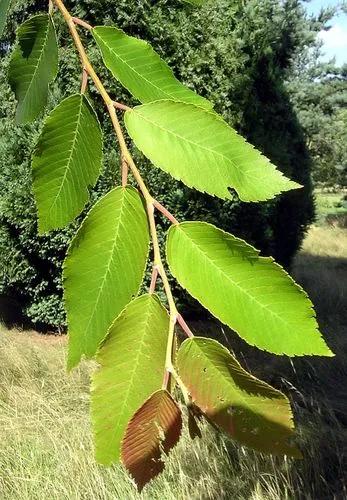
[314,190,347,226]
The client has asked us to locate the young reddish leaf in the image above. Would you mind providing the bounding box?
[122,390,182,491]
[177,337,302,458]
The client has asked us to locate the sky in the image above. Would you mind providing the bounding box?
[305,0,347,66]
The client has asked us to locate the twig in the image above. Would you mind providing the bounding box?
[121,154,128,187]
[177,314,194,338]
[168,365,190,405]
[149,266,159,294]
[53,0,180,383]
[162,369,171,391]
[153,200,179,225]
[80,67,88,93]
[72,17,93,31]
[113,101,131,112]
[162,314,177,390]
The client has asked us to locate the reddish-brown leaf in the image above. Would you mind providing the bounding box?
[121,390,182,491]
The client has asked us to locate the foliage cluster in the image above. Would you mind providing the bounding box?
[1,0,333,490]
[0,0,319,329]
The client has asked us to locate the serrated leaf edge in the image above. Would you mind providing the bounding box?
[120,389,183,491]
[33,93,103,234]
[10,14,58,123]
[125,101,301,202]
[93,27,212,110]
[167,221,334,357]
[63,186,150,370]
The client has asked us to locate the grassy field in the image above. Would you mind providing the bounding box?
[0,226,346,499]
[314,189,347,225]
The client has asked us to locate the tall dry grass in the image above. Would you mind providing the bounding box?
[0,331,301,500]
[0,226,346,499]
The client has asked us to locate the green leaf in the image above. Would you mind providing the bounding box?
[167,222,333,356]
[177,337,302,457]
[64,186,149,369]
[92,294,169,465]
[93,26,211,110]
[0,0,11,38]
[9,14,58,123]
[121,389,182,491]
[32,94,103,233]
[125,100,300,202]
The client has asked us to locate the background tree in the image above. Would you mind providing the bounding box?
[0,0,323,329]
[286,2,347,187]
[288,60,347,187]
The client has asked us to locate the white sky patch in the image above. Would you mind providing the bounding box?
[317,23,347,64]
[319,24,347,49]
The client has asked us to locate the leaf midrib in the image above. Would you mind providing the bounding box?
[112,299,162,438]
[131,105,241,176]
[19,16,51,111]
[185,341,281,414]
[46,95,84,216]
[79,189,129,343]
[186,342,251,409]
[177,227,300,331]
[95,30,193,103]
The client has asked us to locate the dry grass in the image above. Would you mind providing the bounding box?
[293,226,347,327]
[0,330,302,500]
[0,226,346,499]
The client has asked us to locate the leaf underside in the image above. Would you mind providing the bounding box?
[92,294,169,465]
[64,187,149,369]
[167,222,333,356]
[177,337,302,457]
[93,26,211,110]
[9,14,58,123]
[32,94,103,233]
[125,100,299,202]
[121,389,182,491]
[0,0,11,37]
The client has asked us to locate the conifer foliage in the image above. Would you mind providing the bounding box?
[5,0,333,491]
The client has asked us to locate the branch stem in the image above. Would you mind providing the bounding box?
[168,365,190,404]
[53,0,180,380]
[112,101,131,112]
[149,266,159,294]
